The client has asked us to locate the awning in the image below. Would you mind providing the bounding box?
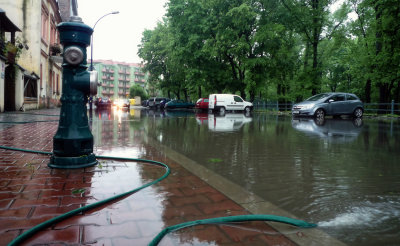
[0,8,21,32]
[24,71,40,80]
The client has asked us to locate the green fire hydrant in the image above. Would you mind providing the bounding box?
[49,16,98,169]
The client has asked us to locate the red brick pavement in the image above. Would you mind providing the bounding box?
[0,110,297,246]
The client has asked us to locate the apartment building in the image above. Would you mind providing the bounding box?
[91,59,148,100]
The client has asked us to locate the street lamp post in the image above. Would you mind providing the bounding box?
[90,11,119,71]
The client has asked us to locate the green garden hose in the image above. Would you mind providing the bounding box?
[0,145,316,246]
[149,214,317,245]
[0,120,59,124]
[0,145,170,246]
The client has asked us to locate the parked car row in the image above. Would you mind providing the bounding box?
[94,97,112,109]
[93,97,130,109]
[141,94,254,115]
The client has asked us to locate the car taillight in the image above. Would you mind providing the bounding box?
[214,95,217,106]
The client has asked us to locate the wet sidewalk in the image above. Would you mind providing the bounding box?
[0,109,304,246]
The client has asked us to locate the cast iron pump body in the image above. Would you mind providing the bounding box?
[49,16,98,168]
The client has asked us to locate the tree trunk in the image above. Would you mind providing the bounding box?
[198,85,202,99]
[183,89,188,101]
[311,0,320,95]
[249,90,255,102]
[365,79,371,103]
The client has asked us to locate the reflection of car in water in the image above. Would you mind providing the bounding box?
[195,113,209,125]
[165,110,195,118]
[207,113,252,132]
[291,117,363,143]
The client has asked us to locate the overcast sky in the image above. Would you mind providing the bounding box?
[78,0,168,63]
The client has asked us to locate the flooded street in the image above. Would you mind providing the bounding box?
[90,108,400,246]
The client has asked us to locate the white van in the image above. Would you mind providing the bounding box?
[208,94,253,114]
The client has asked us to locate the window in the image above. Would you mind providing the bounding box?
[24,76,37,98]
[50,21,56,45]
[51,71,55,94]
[41,5,49,43]
[56,74,59,94]
[234,96,243,102]
[347,94,357,100]
[40,64,43,89]
[331,94,345,102]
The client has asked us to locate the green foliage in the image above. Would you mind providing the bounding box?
[208,158,223,163]
[71,188,85,195]
[129,84,148,100]
[138,0,400,104]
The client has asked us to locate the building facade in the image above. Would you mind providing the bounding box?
[92,59,148,100]
[0,0,66,112]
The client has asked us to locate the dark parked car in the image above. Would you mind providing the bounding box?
[94,97,112,109]
[195,98,209,110]
[141,99,148,107]
[292,92,363,118]
[165,100,195,109]
[160,98,171,109]
[148,97,168,108]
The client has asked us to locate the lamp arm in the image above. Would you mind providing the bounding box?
[90,11,119,71]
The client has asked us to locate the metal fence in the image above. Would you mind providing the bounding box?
[253,100,400,115]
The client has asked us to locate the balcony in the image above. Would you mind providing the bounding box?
[103,69,114,74]
[102,76,107,80]
[119,70,130,75]
[101,83,107,87]
[134,78,145,83]
[134,72,145,76]
[125,85,130,89]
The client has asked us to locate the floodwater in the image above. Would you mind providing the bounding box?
[90,108,400,246]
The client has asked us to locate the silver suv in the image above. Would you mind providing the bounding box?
[292,92,364,118]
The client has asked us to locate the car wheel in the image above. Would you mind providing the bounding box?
[353,108,363,118]
[219,107,226,115]
[314,109,325,119]
[244,107,251,114]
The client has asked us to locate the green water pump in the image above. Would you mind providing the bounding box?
[49,16,98,169]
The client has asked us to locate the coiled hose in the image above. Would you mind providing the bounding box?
[0,145,316,246]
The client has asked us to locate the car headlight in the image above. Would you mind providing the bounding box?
[301,104,314,110]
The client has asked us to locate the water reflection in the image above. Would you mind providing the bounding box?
[88,109,400,246]
[291,117,363,143]
[141,112,400,246]
[196,113,252,132]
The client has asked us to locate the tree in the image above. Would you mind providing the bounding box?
[129,84,148,100]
